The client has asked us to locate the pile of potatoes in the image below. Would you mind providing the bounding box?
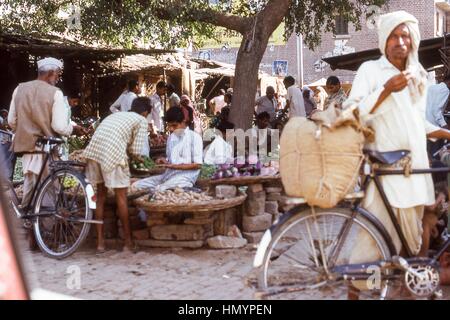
[151,187,213,204]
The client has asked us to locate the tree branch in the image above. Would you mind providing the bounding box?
[258,0,291,35]
[152,1,252,34]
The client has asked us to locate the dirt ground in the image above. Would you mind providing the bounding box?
[23,244,259,300]
[20,244,450,300]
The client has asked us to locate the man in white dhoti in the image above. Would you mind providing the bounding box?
[344,11,450,296]
[8,57,85,208]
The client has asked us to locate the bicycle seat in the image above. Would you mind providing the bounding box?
[364,149,410,165]
[36,136,64,145]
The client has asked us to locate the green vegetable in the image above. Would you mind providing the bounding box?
[199,164,216,179]
[131,156,156,170]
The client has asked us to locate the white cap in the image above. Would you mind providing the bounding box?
[37,57,63,71]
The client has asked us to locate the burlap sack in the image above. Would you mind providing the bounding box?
[280,105,367,208]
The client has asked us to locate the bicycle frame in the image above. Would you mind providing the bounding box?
[362,165,450,261]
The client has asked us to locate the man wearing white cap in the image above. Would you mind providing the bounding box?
[344,11,450,297]
[8,57,85,208]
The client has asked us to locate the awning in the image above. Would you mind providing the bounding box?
[323,34,450,71]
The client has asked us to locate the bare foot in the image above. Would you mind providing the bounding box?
[96,239,106,254]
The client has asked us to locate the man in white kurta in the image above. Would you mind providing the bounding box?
[133,107,203,192]
[344,11,450,262]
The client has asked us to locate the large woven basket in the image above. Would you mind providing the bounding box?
[132,192,247,213]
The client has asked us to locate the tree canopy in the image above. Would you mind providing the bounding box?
[1,0,387,50]
[1,0,388,128]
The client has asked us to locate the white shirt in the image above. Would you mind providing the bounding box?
[287,86,306,117]
[256,96,277,121]
[8,87,73,175]
[344,56,439,208]
[121,92,137,113]
[211,95,225,114]
[109,91,128,113]
[162,128,203,183]
[148,93,164,132]
[169,92,181,108]
[426,83,449,128]
[109,91,136,113]
[203,135,233,165]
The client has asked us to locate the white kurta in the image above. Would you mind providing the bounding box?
[132,128,203,191]
[148,93,164,132]
[344,56,438,209]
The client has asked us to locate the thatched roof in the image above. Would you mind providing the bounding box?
[0,33,175,61]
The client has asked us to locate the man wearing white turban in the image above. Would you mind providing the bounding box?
[8,57,85,209]
[344,11,450,295]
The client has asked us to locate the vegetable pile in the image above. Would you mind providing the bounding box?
[150,187,214,204]
[131,156,156,171]
[211,162,261,180]
[199,164,217,179]
[150,134,167,148]
[210,160,279,180]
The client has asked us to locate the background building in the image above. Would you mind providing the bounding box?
[196,0,446,86]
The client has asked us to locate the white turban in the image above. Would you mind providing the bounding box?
[377,10,427,102]
[37,57,63,72]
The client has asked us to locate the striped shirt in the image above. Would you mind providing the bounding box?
[83,112,148,172]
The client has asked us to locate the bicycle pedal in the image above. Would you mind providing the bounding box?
[432,289,443,300]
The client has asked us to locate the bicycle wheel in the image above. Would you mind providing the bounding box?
[258,206,395,300]
[33,169,93,259]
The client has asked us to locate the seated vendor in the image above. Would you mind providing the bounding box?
[132,107,203,191]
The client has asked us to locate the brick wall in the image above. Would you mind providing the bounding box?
[195,0,437,86]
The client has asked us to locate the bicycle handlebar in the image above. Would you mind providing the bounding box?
[0,129,13,137]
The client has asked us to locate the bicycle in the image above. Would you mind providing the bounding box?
[253,149,450,300]
[1,132,99,259]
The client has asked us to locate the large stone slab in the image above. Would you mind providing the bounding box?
[265,201,279,214]
[243,232,264,244]
[136,239,204,248]
[246,191,266,216]
[150,224,206,241]
[132,229,149,240]
[266,192,281,201]
[215,185,237,199]
[207,236,247,249]
[265,187,283,194]
[248,184,264,194]
[214,208,237,235]
[242,213,273,232]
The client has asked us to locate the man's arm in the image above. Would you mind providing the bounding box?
[7,88,18,131]
[164,163,201,170]
[433,91,449,128]
[370,72,412,114]
[129,119,149,157]
[110,93,123,113]
[427,128,450,140]
[51,90,73,137]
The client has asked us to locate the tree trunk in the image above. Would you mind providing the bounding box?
[229,32,271,130]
